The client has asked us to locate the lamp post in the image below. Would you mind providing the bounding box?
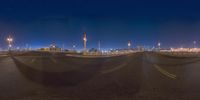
[128,41,131,50]
[158,42,161,50]
[73,44,76,50]
[83,32,87,52]
[98,41,101,51]
[7,35,13,51]
[193,41,196,48]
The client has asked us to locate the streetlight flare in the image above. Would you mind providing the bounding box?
[6,35,13,50]
[158,42,161,47]
[83,32,87,52]
[128,41,131,50]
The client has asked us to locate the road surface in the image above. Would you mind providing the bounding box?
[0,52,200,100]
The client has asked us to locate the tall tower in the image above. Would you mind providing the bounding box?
[83,32,87,52]
[128,40,131,49]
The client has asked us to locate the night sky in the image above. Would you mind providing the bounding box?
[0,0,200,50]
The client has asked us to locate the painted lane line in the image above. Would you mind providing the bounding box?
[154,64,176,79]
[30,58,36,63]
[101,62,127,74]
[153,64,177,79]
[50,57,57,63]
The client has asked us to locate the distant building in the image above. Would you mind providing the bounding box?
[137,46,144,51]
[38,43,61,52]
[86,48,102,55]
[65,49,77,53]
[38,47,50,51]
[89,48,98,52]
[171,48,200,52]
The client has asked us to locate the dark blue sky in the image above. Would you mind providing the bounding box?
[0,0,200,50]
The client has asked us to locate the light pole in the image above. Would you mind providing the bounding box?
[98,41,101,51]
[193,41,196,48]
[62,44,65,52]
[73,44,76,50]
[128,41,131,50]
[26,43,29,51]
[7,35,13,51]
[158,42,161,50]
[83,32,87,52]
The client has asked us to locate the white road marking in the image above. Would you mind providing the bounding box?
[153,64,177,79]
[30,58,36,63]
[101,62,127,74]
[50,57,57,63]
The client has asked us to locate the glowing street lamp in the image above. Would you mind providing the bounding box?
[7,35,13,50]
[128,41,131,49]
[158,42,161,49]
[83,32,87,52]
[73,44,76,50]
[73,45,76,48]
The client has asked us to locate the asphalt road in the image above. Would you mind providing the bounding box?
[0,52,200,100]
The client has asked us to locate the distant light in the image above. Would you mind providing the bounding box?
[128,43,131,47]
[73,45,76,48]
[158,42,161,47]
[7,35,13,49]
[9,44,12,48]
[7,37,13,42]
[83,37,87,41]
[128,41,131,47]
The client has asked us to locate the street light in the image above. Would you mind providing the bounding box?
[73,44,76,50]
[83,32,87,52]
[193,41,196,48]
[7,35,13,50]
[158,42,161,49]
[128,41,131,49]
[98,41,101,51]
